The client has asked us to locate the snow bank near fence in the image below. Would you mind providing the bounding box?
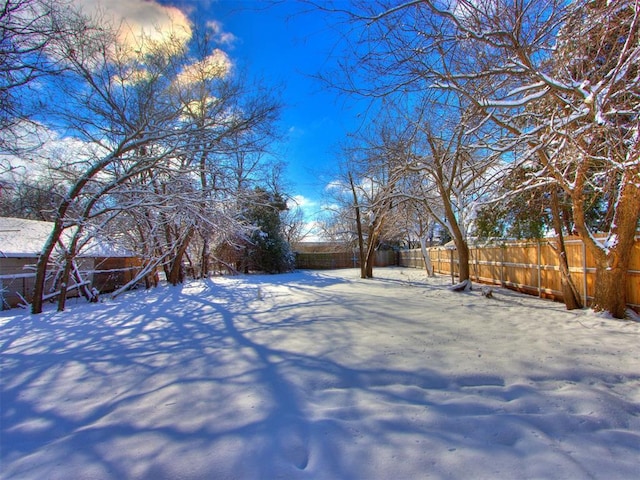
[1,268,639,479]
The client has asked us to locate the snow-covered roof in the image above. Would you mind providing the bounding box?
[0,217,53,258]
[0,217,135,258]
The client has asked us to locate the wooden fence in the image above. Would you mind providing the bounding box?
[0,256,147,310]
[295,250,398,270]
[398,237,640,311]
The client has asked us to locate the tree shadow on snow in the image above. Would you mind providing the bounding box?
[1,270,639,479]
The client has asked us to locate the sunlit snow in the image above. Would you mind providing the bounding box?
[1,268,639,479]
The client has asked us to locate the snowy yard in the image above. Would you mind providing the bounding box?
[1,267,639,480]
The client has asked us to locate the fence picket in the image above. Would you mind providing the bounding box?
[397,237,640,311]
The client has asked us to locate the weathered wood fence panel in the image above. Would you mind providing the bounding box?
[0,258,92,310]
[398,236,640,310]
[91,257,146,293]
[295,252,356,270]
[1,257,146,310]
[398,250,424,269]
[295,250,398,270]
[374,250,398,267]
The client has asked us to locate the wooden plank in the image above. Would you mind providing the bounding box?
[400,235,639,311]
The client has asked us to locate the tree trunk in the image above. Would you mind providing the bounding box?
[200,236,210,278]
[32,220,66,314]
[592,263,628,319]
[576,169,640,318]
[420,236,434,276]
[456,239,470,283]
[445,204,471,283]
[355,221,365,278]
[167,227,194,286]
[437,180,470,283]
[590,183,639,318]
[364,229,376,278]
[56,253,74,312]
[349,172,367,279]
[161,223,175,281]
[555,244,583,310]
[550,189,582,310]
[167,253,185,285]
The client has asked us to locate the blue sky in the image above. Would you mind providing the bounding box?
[171,0,362,221]
[68,0,364,235]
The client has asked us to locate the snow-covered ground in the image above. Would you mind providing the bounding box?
[1,267,639,480]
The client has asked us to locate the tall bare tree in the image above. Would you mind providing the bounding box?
[0,0,71,129]
[341,126,407,278]
[395,98,502,286]
[24,7,281,311]
[321,0,639,317]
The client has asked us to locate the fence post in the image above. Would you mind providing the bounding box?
[450,249,454,284]
[537,240,542,297]
[474,246,479,282]
[582,240,588,307]
[500,244,505,287]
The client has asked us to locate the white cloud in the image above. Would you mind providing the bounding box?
[299,220,327,243]
[206,20,237,46]
[289,194,322,219]
[324,180,345,192]
[176,49,232,85]
[287,125,305,138]
[73,0,192,52]
[71,1,238,84]
[322,202,340,212]
[288,194,317,210]
[284,195,328,242]
[0,122,107,188]
[324,179,353,197]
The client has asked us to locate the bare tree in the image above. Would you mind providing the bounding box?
[0,2,285,313]
[161,31,282,281]
[8,1,286,312]
[281,203,307,245]
[533,1,640,315]
[320,0,639,317]
[29,12,208,312]
[396,174,439,276]
[0,0,72,129]
[334,123,407,278]
[395,98,501,287]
